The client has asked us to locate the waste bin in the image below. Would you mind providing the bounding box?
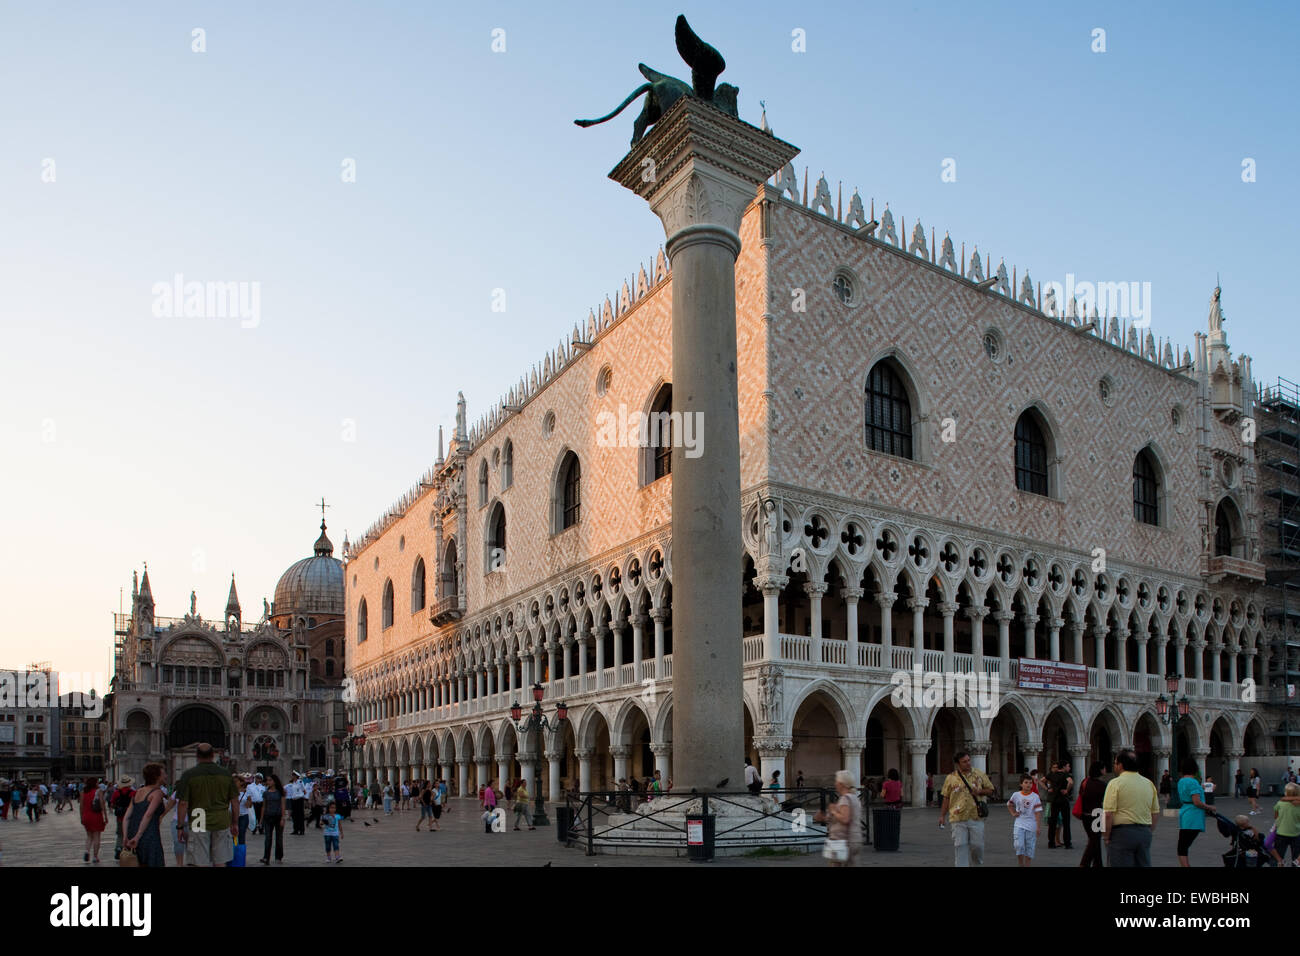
[686,813,715,862]
[873,808,901,851]
[555,806,574,843]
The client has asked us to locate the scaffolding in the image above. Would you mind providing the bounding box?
[1258,376,1300,757]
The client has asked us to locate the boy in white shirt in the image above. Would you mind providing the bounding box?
[1007,774,1043,866]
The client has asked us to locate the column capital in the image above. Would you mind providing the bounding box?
[965,605,989,621]
[1049,617,1065,630]
[760,576,789,596]
[1068,746,1091,760]
[649,743,672,756]
[574,749,593,760]
[875,592,897,609]
[753,736,793,754]
[649,608,668,623]
[965,740,992,757]
[631,614,647,629]
[995,610,1016,624]
[908,597,929,612]
[1153,748,1171,759]
[1091,623,1109,637]
[839,586,864,601]
[543,750,563,761]
[1134,632,1150,645]
[609,746,630,758]
[937,601,960,617]
[595,625,610,638]
[1191,748,1211,759]
[839,742,865,756]
[1225,748,1245,759]
[803,582,828,598]
[906,738,932,756]
[455,757,469,767]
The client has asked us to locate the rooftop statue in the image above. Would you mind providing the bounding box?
[574,15,739,146]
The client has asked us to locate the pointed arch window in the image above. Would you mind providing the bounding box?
[1014,410,1050,496]
[864,361,914,459]
[1214,499,1239,556]
[646,384,673,482]
[486,502,507,572]
[357,599,369,643]
[478,460,489,507]
[502,440,514,490]
[557,451,582,530]
[381,580,394,629]
[411,557,427,612]
[1133,450,1160,525]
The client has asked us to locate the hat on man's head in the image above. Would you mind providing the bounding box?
[118,776,134,787]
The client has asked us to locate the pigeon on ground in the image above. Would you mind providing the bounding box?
[363,821,371,827]
[716,778,729,788]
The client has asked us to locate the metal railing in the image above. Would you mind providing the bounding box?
[560,788,845,855]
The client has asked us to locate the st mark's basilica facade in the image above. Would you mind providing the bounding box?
[341,150,1295,804]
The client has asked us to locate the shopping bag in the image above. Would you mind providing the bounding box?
[230,842,247,867]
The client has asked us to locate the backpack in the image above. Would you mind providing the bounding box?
[113,789,133,817]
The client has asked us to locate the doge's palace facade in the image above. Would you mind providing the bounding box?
[344,157,1285,805]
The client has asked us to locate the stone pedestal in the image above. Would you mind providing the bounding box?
[610,96,798,793]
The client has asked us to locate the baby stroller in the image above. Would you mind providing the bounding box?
[1215,812,1272,868]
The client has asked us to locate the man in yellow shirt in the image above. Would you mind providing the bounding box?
[938,750,995,866]
[1102,749,1160,866]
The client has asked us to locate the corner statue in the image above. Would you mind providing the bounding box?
[574,15,739,145]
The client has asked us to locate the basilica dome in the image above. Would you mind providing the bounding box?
[273,521,345,617]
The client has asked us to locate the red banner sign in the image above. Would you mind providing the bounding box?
[362,720,381,735]
[1017,658,1087,693]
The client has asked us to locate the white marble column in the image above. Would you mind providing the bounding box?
[650,743,672,783]
[595,626,607,688]
[968,606,987,673]
[576,749,593,793]
[1048,617,1062,662]
[651,608,666,673]
[842,586,863,667]
[546,749,562,802]
[1093,624,1108,673]
[456,759,468,799]
[939,601,957,671]
[631,614,645,677]
[907,739,930,808]
[878,592,896,667]
[610,745,630,783]
[806,582,826,661]
[910,597,928,654]
[996,610,1014,677]
[1023,614,1039,660]
[762,582,782,662]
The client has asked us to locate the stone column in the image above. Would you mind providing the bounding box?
[595,626,607,688]
[1192,639,1205,683]
[909,597,928,655]
[575,630,586,682]
[1069,746,1092,782]
[1136,634,1149,677]
[611,622,624,680]
[611,98,796,793]
[1023,614,1039,660]
[497,757,510,790]
[475,759,490,792]
[1173,638,1186,679]
[968,740,991,775]
[651,608,666,676]
[1227,649,1238,688]
[907,739,931,808]
[1072,622,1085,666]
[755,738,792,793]
[1192,748,1210,781]
[840,743,864,784]
[806,582,826,662]
[1022,743,1041,775]
[610,745,630,784]
[1115,628,1129,675]
[1048,617,1062,662]
[967,606,987,674]
[1210,641,1223,684]
[456,759,468,800]
[1225,750,1243,795]
[518,757,535,799]
[576,749,593,794]
[1153,748,1171,784]
[762,581,783,662]
[1093,624,1108,673]
[878,592,896,667]
[1154,635,1168,678]
[995,610,1014,678]
[545,750,562,802]
[842,586,863,667]
[650,743,672,783]
[631,614,645,678]
[939,601,957,672]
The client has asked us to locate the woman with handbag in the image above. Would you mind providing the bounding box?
[80,777,108,864]
[814,770,862,867]
[1076,761,1107,868]
[123,763,168,868]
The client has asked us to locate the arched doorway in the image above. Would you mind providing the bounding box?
[790,689,848,787]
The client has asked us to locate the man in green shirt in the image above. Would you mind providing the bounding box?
[176,742,239,866]
[1102,749,1160,866]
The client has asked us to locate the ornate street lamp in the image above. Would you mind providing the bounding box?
[1156,673,1192,810]
[511,682,568,826]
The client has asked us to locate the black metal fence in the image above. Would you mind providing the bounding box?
[560,787,874,855]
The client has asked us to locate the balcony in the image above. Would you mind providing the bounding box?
[1205,555,1266,585]
[430,595,463,627]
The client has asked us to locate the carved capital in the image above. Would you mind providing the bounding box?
[965,605,989,621]
[649,743,672,757]
[906,738,932,756]
[574,749,593,761]
[937,601,960,617]
[752,736,793,754]
[803,582,828,598]
[965,740,992,757]
[908,598,929,612]
[609,746,630,759]
[875,592,897,609]
[840,586,864,602]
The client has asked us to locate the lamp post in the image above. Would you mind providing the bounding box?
[332,724,366,788]
[1155,672,1191,810]
[511,682,567,827]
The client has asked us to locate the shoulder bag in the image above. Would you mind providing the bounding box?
[821,796,850,862]
[958,770,989,818]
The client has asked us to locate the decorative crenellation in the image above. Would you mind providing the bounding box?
[770,163,1197,376]
[350,251,674,560]
[463,249,672,450]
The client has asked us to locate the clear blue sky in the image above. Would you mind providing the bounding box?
[1,0,1295,681]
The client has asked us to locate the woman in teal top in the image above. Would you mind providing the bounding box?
[1175,758,1209,867]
